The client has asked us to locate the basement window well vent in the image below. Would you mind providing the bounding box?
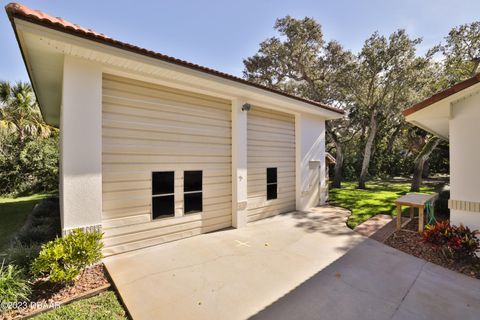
[184,170,203,214]
[267,167,278,200]
[152,171,175,219]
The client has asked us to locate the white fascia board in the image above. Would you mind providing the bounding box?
[405,82,480,140]
[15,19,343,120]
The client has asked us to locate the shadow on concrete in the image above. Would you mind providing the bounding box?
[285,206,363,253]
[249,236,480,320]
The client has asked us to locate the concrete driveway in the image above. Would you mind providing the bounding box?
[104,207,480,320]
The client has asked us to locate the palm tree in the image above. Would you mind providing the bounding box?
[0,81,55,143]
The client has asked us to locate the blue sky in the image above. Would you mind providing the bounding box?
[1,0,480,82]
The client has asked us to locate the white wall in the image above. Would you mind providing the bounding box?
[231,99,248,228]
[60,56,103,232]
[450,93,480,230]
[296,113,326,211]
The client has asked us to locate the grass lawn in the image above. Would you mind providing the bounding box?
[0,193,50,251]
[329,181,434,229]
[34,291,127,320]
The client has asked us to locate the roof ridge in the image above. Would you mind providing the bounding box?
[5,2,344,115]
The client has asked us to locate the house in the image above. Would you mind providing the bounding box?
[403,73,480,231]
[5,3,343,255]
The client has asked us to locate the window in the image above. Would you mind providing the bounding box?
[184,171,202,213]
[266,167,277,200]
[152,171,175,219]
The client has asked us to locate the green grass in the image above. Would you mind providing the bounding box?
[329,181,434,229]
[33,291,127,320]
[0,193,50,251]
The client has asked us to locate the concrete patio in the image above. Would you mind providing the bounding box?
[104,206,480,320]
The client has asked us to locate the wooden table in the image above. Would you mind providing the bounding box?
[394,193,437,232]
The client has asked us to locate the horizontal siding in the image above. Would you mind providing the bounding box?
[247,106,296,222]
[102,74,232,255]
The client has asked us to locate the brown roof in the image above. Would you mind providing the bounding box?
[403,73,480,117]
[5,2,343,115]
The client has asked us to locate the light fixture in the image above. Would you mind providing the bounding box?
[242,103,251,112]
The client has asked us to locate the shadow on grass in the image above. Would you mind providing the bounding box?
[329,181,435,229]
[0,194,51,251]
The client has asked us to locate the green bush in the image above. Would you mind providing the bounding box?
[5,241,41,271]
[14,197,60,246]
[32,229,103,284]
[17,224,56,245]
[434,189,450,218]
[0,134,58,195]
[0,261,31,312]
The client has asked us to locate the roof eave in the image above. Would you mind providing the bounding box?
[5,2,344,117]
[403,73,480,117]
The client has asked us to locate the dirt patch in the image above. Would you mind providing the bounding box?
[385,219,480,280]
[3,264,110,319]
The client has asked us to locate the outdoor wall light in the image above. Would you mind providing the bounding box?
[242,103,251,112]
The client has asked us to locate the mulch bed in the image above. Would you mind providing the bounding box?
[3,264,110,319]
[384,218,480,279]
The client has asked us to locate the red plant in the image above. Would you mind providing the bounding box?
[422,220,452,246]
[450,224,480,259]
[423,221,480,260]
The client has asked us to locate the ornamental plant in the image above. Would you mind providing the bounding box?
[32,229,103,284]
[0,261,31,313]
[448,224,480,259]
[423,221,479,260]
[422,220,453,245]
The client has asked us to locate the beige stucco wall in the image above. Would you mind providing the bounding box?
[297,113,326,210]
[449,93,480,230]
[60,56,102,232]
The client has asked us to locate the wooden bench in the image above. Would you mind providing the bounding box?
[394,193,437,232]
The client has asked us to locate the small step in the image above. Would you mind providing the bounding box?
[354,214,409,243]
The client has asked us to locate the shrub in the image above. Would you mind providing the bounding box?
[422,220,452,245]
[448,224,480,259]
[434,189,450,218]
[14,197,60,245]
[5,241,41,271]
[32,229,103,284]
[0,134,58,196]
[17,224,56,245]
[423,221,480,260]
[0,261,31,312]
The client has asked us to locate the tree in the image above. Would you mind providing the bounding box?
[244,16,356,187]
[350,30,431,188]
[441,21,480,84]
[0,80,58,195]
[243,16,354,103]
[407,21,480,190]
[0,81,53,143]
[410,136,440,192]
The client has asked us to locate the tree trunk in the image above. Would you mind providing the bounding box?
[332,140,344,188]
[410,137,440,192]
[422,160,430,179]
[358,112,377,189]
[386,126,401,155]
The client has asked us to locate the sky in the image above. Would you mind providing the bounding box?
[1,0,480,82]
